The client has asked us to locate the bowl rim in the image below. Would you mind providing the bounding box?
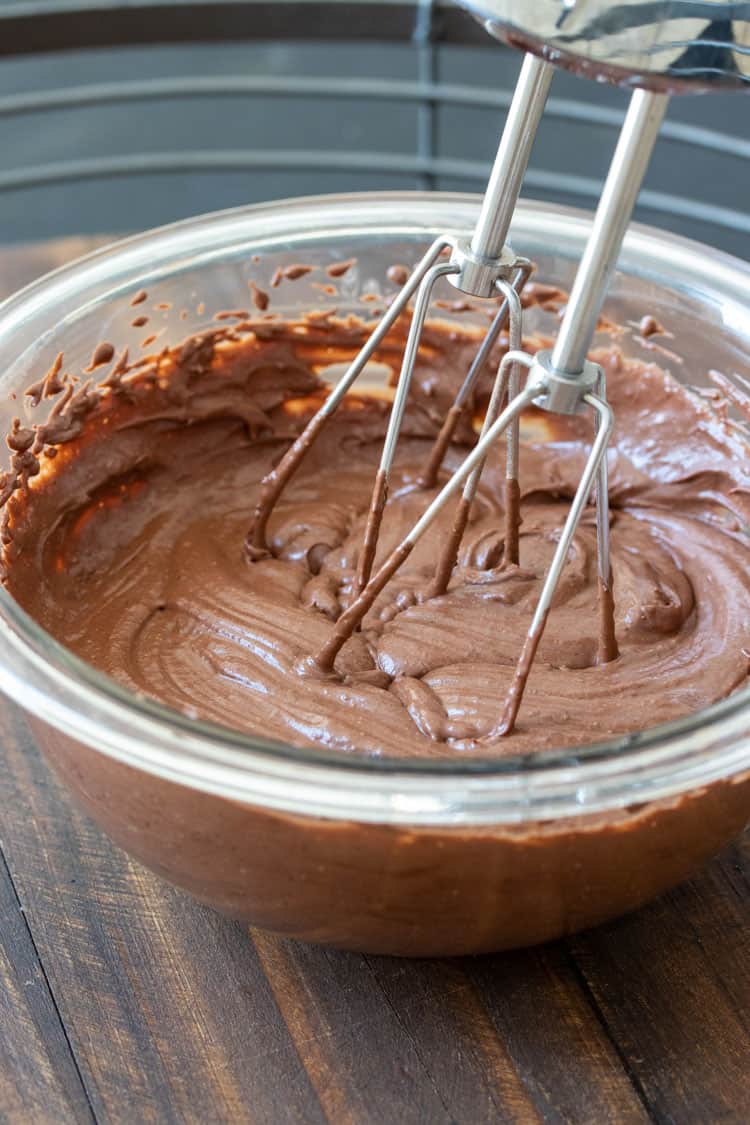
[1,189,749,825]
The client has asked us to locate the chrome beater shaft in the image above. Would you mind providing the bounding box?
[247,52,552,564]
[353,51,552,592]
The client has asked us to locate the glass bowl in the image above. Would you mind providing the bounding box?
[1,192,749,956]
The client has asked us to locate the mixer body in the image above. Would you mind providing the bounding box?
[460,0,750,89]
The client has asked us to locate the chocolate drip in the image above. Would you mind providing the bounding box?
[85,342,115,372]
[417,403,466,490]
[597,577,619,664]
[356,468,388,592]
[247,411,330,555]
[494,611,549,738]
[429,496,472,598]
[504,477,521,567]
[326,258,357,279]
[311,541,414,674]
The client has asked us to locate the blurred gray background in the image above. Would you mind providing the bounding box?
[0,0,747,257]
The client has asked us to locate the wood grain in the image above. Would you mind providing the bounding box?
[569,833,750,1123]
[0,706,325,1125]
[461,948,650,1123]
[0,844,94,1124]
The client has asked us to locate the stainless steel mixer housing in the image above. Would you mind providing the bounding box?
[460,0,750,89]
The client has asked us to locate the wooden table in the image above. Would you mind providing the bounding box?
[0,241,749,1124]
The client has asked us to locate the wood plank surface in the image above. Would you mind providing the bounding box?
[569,834,750,1123]
[0,705,327,1125]
[0,837,94,1124]
[0,239,749,1124]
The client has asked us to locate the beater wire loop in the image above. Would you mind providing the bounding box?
[492,390,615,738]
[246,235,451,555]
[429,274,525,598]
[355,258,459,591]
[417,256,533,491]
[309,354,541,676]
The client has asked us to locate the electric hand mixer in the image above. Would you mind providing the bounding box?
[247,1,750,739]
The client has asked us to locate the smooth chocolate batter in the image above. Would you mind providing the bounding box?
[4,308,750,760]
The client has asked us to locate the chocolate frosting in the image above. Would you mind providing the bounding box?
[4,311,750,759]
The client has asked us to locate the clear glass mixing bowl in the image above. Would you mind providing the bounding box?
[1,193,749,955]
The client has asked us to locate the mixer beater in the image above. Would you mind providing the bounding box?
[248,2,746,739]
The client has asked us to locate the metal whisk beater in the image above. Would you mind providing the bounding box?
[247,1,747,739]
[246,63,665,738]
